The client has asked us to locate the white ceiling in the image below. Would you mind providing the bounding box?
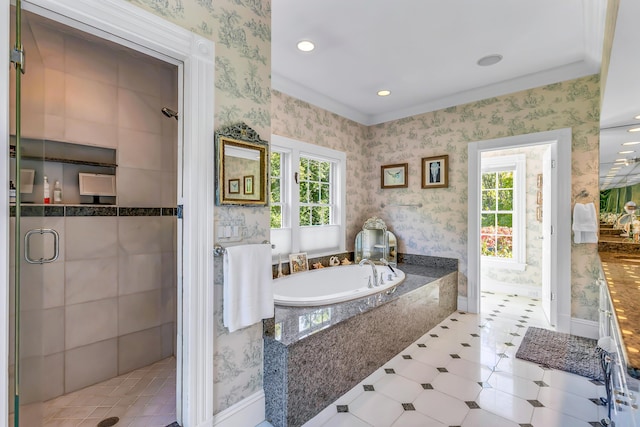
[272,0,638,190]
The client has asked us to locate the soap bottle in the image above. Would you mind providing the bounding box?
[43,175,50,204]
[9,181,16,204]
[53,180,62,204]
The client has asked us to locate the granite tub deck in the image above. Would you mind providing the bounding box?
[263,260,458,427]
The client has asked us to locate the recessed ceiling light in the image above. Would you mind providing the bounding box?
[619,150,635,154]
[623,141,640,146]
[377,90,391,97]
[297,40,315,52]
[477,54,503,67]
[628,127,640,133]
[635,115,640,120]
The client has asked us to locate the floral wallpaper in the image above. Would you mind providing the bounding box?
[481,145,546,290]
[125,0,271,414]
[274,75,601,323]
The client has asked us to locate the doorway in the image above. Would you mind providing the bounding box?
[2,1,215,426]
[467,128,572,333]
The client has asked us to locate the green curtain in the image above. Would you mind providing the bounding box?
[600,184,640,213]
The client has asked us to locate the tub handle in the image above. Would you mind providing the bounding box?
[386,286,397,295]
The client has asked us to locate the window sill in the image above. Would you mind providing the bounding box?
[481,257,526,271]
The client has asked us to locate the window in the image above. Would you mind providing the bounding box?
[480,154,525,269]
[270,135,346,257]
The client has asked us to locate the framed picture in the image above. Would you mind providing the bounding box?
[244,175,254,195]
[537,174,543,188]
[536,190,542,205]
[381,163,408,189]
[288,252,308,274]
[228,179,240,194]
[421,155,449,189]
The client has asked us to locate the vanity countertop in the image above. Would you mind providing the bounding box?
[598,251,640,379]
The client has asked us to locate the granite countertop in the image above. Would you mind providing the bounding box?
[263,262,457,346]
[598,251,640,379]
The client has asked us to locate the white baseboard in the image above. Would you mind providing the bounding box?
[481,278,541,298]
[570,318,599,339]
[457,296,468,312]
[213,390,265,427]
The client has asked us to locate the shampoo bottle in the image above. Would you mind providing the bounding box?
[9,181,16,204]
[53,180,62,204]
[43,175,50,204]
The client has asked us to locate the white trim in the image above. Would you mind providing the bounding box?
[213,391,266,427]
[271,134,347,257]
[0,2,10,425]
[3,1,215,426]
[468,129,571,334]
[457,296,468,312]
[570,318,599,340]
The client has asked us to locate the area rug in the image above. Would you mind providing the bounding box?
[515,326,603,381]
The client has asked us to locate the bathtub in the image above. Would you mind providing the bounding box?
[273,264,405,306]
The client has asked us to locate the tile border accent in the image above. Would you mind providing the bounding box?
[10,206,177,217]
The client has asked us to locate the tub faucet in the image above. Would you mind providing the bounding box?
[359,258,378,288]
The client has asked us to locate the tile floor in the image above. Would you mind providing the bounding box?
[299,292,609,427]
[40,356,176,426]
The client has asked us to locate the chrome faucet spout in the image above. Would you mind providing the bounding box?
[359,258,378,287]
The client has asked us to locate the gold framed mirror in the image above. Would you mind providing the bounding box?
[215,122,268,206]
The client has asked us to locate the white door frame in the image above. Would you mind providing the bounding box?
[0,1,215,426]
[467,128,572,333]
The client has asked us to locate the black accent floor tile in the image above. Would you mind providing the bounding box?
[417,343,427,348]
[515,324,525,328]
[465,401,480,409]
[441,325,449,329]
[337,405,349,413]
[402,355,412,359]
[486,318,495,321]
[521,316,529,319]
[518,320,527,323]
[498,304,506,307]
[590,379,604,386]
[363,384,374,391]
[519,424,534,427]
[430,334,439,338]
[461,343,471,347]
[505,342,515,346]
[525,309,533,312]
[488,314,497,317]
[534,380,548,387]
[165,423,180,427]
[385,368,395,374]
[510,333,520,336]
[437,367,448,372]
[450,354,461,359]
[497,353,509,358]
[421,383,434,390]
[451,318,459,321]
[527,400,544,407]
[589,398,606,406]
[471,333,480,337]
[402,403,415,411]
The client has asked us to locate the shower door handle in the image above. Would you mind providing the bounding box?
[24,228,60,264]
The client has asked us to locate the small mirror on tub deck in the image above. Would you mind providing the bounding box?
[354,217,397,267]
[215,122,268,206]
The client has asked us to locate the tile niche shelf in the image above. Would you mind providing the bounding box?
[10,136,117,205]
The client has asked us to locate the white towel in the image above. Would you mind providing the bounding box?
[572,202,598,244]
[223,243,274,333]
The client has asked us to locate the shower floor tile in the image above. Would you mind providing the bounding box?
[302,292,606,427]
[42,357,176,427]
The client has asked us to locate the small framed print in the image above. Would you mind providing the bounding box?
[537,190,542,205]
[536,206,542,222]
[381,163,408,189]
[244,175,254,195]
[228,179,240,194]
[288,252,308,274]
[421,155,449,189]
[537,174,543,188]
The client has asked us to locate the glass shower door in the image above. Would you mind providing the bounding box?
[10,3,51,426]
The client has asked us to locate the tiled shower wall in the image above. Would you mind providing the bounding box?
[9,15,178,401]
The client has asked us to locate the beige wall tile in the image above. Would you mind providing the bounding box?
[43,353,65,401]
[116,167,162,207]
[118,217,166,254]
[64,117,118,148]
[65,36,118,86]
[43,261,65,309]
[43,307,65,355]
[118,290,162,336]
[30,23,65,71]
[65,75,117,125]
[118,128,163,170]
[118,327,162,375]
[160,287,176,325]
[45,69,65,116]
[65,298,118,350]
[65,217,118,261]
[118,253,162,296]
[118,54,164,96]
[65,257,118,305]
[161,323,175,359]
[65,339,118,393]
[161,251,176,289]
[118,88,162,134]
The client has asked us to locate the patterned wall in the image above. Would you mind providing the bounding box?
[126,0,271,413]
[273,76,602,323]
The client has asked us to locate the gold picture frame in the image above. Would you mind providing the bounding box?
[288,252,309,274]
[381,163,408,189]
[421,155,449,188]
[244,175,254,195]
[228,179,240,194]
